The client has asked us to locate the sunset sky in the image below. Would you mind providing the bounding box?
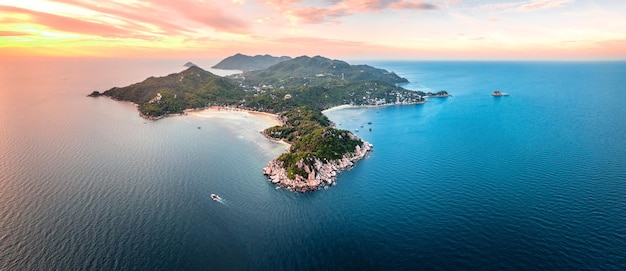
[1,0,625,60]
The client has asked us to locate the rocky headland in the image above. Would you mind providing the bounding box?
[263,140,372,192]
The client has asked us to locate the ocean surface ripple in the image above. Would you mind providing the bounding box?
[1,59,625,270]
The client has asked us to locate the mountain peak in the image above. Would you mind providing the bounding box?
[212,53,292,72]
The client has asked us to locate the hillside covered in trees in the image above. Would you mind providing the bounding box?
[233,55,432,112]
[262,106,371,191]
[99,66,244,118]
[211,53,292,72]
[93,54,444,118]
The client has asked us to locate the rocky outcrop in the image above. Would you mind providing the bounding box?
[87,91,101,97]
[263,142,373,192]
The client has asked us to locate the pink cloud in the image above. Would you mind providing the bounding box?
[148,0,250,33]
[480,0,573,13]
[288,6,349,23]
[518,0,572,11]
[265,0,437,24]
[0,5,136,37]
[391,1,437,10]
[257,0,303,6]
[340,0,437,11]
[4,0,250,40]
[51,0,190,35]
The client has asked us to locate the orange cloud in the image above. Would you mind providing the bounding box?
[273,36,367,48]
[0,30,30,37]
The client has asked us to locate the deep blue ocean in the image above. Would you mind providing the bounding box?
[1,59,625,270]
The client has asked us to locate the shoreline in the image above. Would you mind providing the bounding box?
[186,106,291,151]
[102,97,412,193]
[322,100,427,114]
[185,106,284,126]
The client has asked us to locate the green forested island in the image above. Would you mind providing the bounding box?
[93,54,444,117]
[91,54,447,191]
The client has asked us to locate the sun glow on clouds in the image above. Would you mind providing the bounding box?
[0,0,625,59]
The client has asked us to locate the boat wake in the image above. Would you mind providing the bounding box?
[211,194,227,205]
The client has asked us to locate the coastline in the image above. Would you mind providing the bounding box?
[186,106,290,152]
[322,100,427,114]
[113,99,412,192]
[186,106,283,127]
[188,105,375,192]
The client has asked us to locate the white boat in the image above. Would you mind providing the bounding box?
[211,194,220,201]
[492,90,509,97]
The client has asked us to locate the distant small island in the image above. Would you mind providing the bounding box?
[87,91,102,97]
[425,90,451,98]
[90,54,449,191]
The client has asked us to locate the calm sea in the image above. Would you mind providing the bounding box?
[1,58,625,270]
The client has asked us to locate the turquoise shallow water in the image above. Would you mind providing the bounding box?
[1,59,625,270]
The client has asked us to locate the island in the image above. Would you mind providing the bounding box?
[425,90,451,98]
[91,54,447,191]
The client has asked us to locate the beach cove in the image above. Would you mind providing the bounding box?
[184,105,375,192]
[182,107,290,158]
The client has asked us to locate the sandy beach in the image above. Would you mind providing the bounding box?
[186,107,290,153]
[322,101,427,114]
[321,104,355,114]
[186,106,283,127]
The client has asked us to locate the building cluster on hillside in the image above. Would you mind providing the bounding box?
[360,89,423,106]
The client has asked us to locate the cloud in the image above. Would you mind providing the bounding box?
[258,0,303,7]
[256,17,272,23]
[159,0,250,33]
[480,0,573,13]
[258,0,437,24]
[0,5,137,38]
[0,30,30,37]
[50,1,190,35]
[286,6,349,24]
[390,1,437,10]
[518,0,572,11]
[273,36,366,47]
[9,0,251,38]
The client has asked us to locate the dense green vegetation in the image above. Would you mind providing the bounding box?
[244,79,422,112]
[101,55,432,117]
[232,55,427,112]
[242,55,408,86]
[102,66,244,117]
[212,53,292,71]
[264,106,362,178]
